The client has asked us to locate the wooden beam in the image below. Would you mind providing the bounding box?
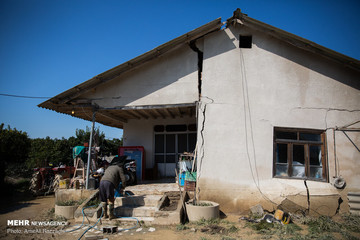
[147,109,158,119]
[154,109,166,119]
[189,107,194,117]
[133,110,148,119]
[98,111,128,123]
[103,102,196,111]
[165,108,175,118]
[176,107,183,118]
[139,110,151,119]
[124,110,141,119]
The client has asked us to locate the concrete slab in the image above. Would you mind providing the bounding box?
[115,194,162,207]
[125,183,179,195]
[115,206,156,217]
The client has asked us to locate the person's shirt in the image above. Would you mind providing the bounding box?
[101,164,126,188]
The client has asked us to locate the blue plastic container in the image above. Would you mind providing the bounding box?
[179,172,185,186]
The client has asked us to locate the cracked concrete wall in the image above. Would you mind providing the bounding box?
[197,25,360,214]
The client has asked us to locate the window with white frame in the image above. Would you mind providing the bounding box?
[273,127,327,181]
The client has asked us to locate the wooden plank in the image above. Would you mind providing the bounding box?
[146,109,158,119]
[125,110,142,119]
[98,111,128,123]
[137,110,150,119]
[154,109,166,119]
[176,107,183,118]
[165,108,175,118]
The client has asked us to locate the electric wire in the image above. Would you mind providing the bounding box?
[239,47,278,207]
[0,93,50,99]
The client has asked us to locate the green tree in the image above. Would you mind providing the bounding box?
[101,138,123,156]
[0,123,31,186]
[75,126,105,146]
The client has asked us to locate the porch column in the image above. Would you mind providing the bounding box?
[86,110,97,189]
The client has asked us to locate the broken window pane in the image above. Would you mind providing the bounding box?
[300,133,321,142]
[276,144,287,164]
[292,166,305,178]
[273,128,327,181]
[276,164,288,177]
[309,145,322,166]
[310,167,323,179]
[155,135,164,153]
[293,145,305,165]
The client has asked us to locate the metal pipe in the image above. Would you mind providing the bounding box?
[86,111,96,189]
[333,128,338,177]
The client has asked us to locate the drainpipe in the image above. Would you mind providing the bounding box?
[189,40,203,99]
[85,109,97,189]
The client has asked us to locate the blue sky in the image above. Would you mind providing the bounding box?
[0,0,359,139]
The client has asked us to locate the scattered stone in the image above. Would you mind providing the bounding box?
[190,228,197,232]
[136,228,143,232]
[250,204,264,217]
[148,227,156,232]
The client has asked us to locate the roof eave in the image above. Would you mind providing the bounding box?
[38,18,222,110]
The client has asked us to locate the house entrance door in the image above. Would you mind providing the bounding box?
[154,124,196,177]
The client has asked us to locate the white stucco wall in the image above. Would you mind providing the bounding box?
[198,25,360,213]
[81,45,199,108]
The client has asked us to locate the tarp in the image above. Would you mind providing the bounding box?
[72,146,86,160]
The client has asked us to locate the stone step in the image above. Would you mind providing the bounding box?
[115,206,156,217]
[115,195,162,207]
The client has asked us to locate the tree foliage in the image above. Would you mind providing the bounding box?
[0,123,31,186]
[0,123,123,181]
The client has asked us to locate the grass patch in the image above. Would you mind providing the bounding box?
[245,220,302,238]
[195,218,221,226]
[43,207,67,223]
[85,198,101,207]
[56,199,79,206]
[306,215,341,234]
[227,225,238,233]
[176,224,188,231]
[341,213,360,233]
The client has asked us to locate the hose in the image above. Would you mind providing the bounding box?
[78,205,103,240]
[113,191,140,231]
[64,204,103,240]
[75,191,140,239]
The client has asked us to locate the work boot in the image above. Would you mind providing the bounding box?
[101,202,108,219]
[109,203,115,220]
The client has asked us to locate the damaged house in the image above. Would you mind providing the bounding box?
[39,9,360,215]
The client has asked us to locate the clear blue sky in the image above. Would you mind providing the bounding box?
[0,0,359,139]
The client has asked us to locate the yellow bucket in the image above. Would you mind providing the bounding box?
[59,179,69,189]
[274,209,290,224]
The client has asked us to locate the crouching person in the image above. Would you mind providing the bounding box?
[99,156,127,219]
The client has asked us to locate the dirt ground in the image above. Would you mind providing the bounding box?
[1,191,360,240]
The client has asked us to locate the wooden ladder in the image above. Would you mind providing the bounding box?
[70,157,85,188]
